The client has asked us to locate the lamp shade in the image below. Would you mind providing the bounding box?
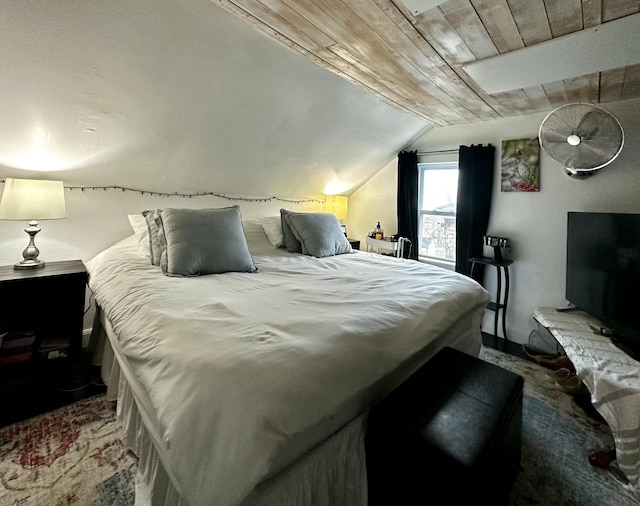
[325,195,348,221]
[0,178,66,220]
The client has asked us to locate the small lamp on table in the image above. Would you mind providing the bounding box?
[0,178,66,270]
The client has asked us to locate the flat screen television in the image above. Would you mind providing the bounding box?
[566,212,640,361]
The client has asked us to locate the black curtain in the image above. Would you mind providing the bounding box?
[397,150,418,260]
[456,144,495,282]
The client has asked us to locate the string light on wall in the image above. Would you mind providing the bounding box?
[0,180,324,204]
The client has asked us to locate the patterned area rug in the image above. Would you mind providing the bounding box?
[0,395,136,505]
[1,348,639,505]
[481,347,639,506]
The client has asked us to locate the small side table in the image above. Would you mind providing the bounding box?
[366,237,404,258]
[348,239,360,250]
[469,256,513,341]
[0,260,87,360]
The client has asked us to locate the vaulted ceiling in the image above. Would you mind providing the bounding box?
[215,0,640,127]
[2,0,638,198]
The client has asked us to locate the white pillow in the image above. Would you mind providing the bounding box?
[128,214,150,258]
[260,216,284,248]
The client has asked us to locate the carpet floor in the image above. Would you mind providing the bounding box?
[482,347,639,505]
[1,347,638,505]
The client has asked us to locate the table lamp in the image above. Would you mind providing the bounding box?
[0,178,66,269]
[325,195,348,235]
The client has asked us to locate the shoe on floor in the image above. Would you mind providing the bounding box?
[522,343,559,360]
[546,367,573,381]
[535,354,575,372]
[555,375,587,395]
[522,344,577,372]
[588,448,616,469]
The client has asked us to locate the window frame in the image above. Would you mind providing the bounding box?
[417,161,459,267]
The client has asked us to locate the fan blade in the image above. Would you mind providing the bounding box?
[541,125,579,165]
[563,145,584,170]
[569,141,603,168]
[579,138,623,168]
[541,128,572,143]
[543,114,578,136]
[575,110,608,139]
[551,145,577,166]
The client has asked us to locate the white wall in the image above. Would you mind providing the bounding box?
[349,158,400,241]
[351,97,640,345]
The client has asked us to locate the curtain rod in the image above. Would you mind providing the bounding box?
[417,149,459,155]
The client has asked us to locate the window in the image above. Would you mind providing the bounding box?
[418,162,458,264]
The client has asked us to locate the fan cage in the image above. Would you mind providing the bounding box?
[539,103,624,174]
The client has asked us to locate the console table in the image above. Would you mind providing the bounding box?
[533,307,640,492]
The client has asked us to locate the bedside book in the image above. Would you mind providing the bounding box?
[0,330,37,365]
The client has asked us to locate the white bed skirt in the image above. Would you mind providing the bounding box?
[104,354,368,506]
[92,300,484,505]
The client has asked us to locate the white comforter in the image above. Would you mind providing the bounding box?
[86,226,490,506]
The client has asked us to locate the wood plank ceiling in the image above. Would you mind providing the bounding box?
[213,0,640,127]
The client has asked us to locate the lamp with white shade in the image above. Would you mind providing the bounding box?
[0,178,66,270]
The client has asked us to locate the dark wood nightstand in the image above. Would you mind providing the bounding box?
[348,239,360,250]
[0,260,87,360]
[0,260,95,426]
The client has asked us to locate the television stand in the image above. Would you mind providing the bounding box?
[533,307,640,492]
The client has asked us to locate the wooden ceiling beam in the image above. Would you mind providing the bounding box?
[507,0,552,46]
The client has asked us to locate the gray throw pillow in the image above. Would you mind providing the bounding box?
[155,206,258,277]
[142,209,162,266]
[280,209,303,253]
[285,212,352,258]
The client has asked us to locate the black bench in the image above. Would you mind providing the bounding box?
[365,346,524,505]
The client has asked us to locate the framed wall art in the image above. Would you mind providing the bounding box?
[501,138,540,192]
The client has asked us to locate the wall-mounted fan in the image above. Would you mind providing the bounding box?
[539,103,624,178]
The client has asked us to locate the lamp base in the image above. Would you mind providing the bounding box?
[14,220,45,270]
[14,259,45,270]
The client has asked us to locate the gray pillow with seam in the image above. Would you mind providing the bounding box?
[285,212,352,257]
[280,209,303,253]
[155,206,257,277]
[142,209,162,266]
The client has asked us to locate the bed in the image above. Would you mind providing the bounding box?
[86,208,490,506]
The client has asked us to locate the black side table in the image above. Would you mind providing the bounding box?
[469,256,513,342]
[0,260,87,360]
